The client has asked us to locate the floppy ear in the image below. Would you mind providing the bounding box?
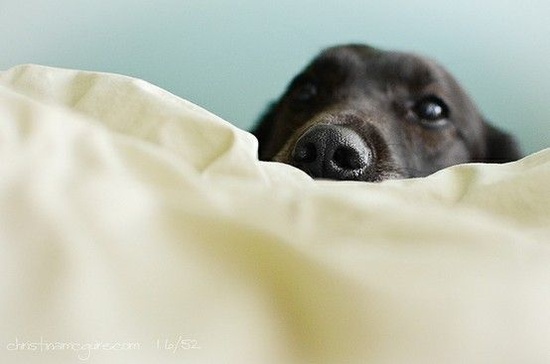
[251,102,277,160]
[483,120,522,162]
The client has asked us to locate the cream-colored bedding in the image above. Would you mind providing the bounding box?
[1,65,549,364]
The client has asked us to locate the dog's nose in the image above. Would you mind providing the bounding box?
[292,124,372,180]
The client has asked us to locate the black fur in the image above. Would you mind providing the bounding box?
[253,44,521,181]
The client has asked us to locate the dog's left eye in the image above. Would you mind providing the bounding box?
[413,96,449,125]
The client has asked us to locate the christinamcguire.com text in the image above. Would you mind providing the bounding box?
[6,337,141,361]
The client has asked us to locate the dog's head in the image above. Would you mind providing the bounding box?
[253,44,521,181]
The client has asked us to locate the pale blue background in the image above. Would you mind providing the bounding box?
[2,0,548,153]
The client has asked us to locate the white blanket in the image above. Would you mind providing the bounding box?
[1,65,549,364]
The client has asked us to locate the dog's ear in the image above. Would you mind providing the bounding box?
[483,120,522,162]
[251,102,277,160]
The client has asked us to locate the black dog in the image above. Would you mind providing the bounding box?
[253,44,521,181]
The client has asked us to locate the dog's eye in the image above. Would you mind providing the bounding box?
[291,82,318,103]
[413,96,449,125]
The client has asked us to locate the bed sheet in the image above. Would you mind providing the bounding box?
[1,65,549,363]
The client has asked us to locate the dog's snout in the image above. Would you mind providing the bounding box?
[292,124,372,180]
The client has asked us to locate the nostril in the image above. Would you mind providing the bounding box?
[332,146,362,170]
[292,142,317,163]
[291,124,372,180]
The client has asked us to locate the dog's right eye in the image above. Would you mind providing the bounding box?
[290,82,318,104]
